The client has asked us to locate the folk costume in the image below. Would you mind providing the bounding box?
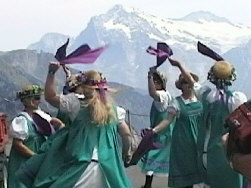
[167,74,203,187]
[139,71,173,177]
[8,85,46,188]
[196,60,247,188]
[17,71,133,188]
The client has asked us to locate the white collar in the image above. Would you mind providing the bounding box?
[180,95,198,104]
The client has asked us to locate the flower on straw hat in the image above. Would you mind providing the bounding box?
[16,85,43,100]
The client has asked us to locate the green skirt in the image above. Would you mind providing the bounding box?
[139,132,171,175]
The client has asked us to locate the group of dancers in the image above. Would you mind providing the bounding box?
[6,41,249,188]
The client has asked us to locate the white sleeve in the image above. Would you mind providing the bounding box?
[229,91,247,112]
[116,106,126,124]
[153,90,172,112]
[167,98,180,117]
[60,93,81,121]
[9,116,29,140]
[193,82,211,99]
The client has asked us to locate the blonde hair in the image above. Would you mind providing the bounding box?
[82,70,115,125]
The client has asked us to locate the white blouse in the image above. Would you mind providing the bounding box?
[167,95,199,118]
[193,82,247,113]
[9,112,32,140]
[9,110,53,140]
[153,90,172,112]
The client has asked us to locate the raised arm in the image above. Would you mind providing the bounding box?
[148,66,160,101]
[44,62,61,108]
[168,57,196,86]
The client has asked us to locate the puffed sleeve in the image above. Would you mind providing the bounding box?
[154,90,172,112]
[9,116,29,140]
[167,98,180,117]
[230,91,247,112]
[116,106,126,124]
[59,93,80,121]
[193,82,211,100]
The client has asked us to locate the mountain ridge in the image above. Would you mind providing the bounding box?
[25,5,251,96]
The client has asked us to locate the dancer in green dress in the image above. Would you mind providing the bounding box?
[195,60,247,188]
[152,58,203,188]
[18,62,133,188]
[7,85,46,188]
[139,66,173,188]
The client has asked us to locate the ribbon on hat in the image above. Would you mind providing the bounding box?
[55,38,108,64]
[96,82,107,102]
[146,42,173,68]
[78,72,108,101]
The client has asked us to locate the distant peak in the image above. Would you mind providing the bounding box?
[107,4,134,15]
[181,11,231,23]
[40,33,70,41]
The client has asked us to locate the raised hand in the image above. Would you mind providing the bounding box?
[141,128,156,138]
[48,62,60,74]
[148,66,157,78]
[168,57,181,67]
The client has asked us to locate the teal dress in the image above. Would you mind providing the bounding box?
[17,106,133,188]
[56,109,71,127]
[139,101,173,175]
[168,96,203,187]
[8,114,46,188]
[197,88,243,188]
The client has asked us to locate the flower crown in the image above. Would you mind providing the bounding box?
[16,85,43,99]
[77,71,107,88]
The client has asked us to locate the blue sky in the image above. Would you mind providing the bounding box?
[1,0,251,51]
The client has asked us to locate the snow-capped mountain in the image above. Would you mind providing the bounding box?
[27,5,251,95]
[223,39,251,93]
[180,11,231,23]
[27,33,74,54]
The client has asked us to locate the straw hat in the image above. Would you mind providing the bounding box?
[16,85,43,100]
[212,61,233,79]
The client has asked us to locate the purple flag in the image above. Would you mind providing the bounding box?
[146,42,173,68]
[54,38,69,61]
[125,128,164,167]
[157,42,173,67]
[146,46,168,57]
[197,41,224,61]
[55,39,107,64]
